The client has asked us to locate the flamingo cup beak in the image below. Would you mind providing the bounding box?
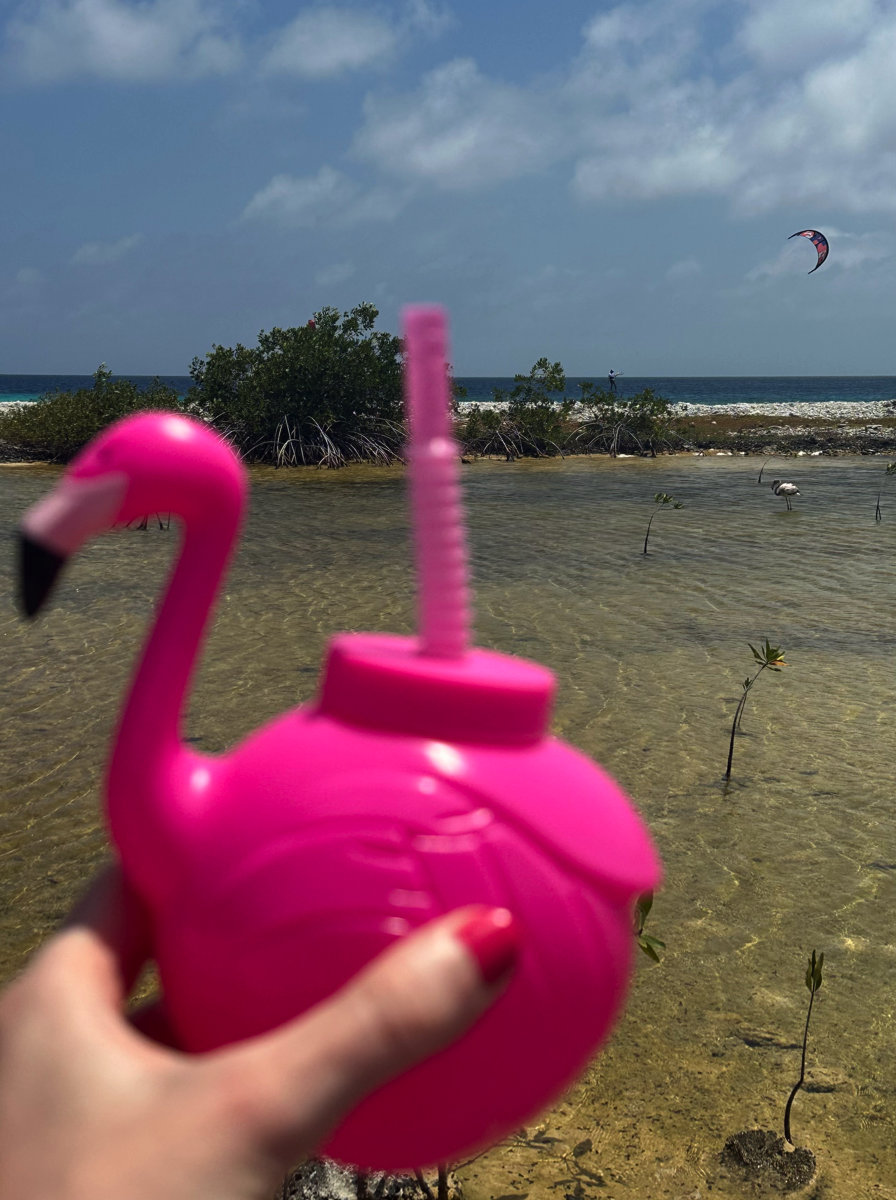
[18,533,66,618]
[17,472,127,618]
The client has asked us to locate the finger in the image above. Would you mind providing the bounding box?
[40,864,154,1007]
[231,906,519,1158]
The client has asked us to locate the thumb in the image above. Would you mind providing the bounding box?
[227,905,519,1162]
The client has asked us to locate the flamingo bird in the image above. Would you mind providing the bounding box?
[17,308,659,1171]
[770,479,800,510]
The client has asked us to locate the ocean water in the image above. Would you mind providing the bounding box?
[4,373,896,407]
[3,453,896,1196]
[459,375,896,406]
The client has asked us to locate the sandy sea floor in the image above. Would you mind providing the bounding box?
[3,452,896,1198]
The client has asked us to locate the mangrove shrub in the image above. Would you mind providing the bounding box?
[185,303,405,467]
[573,384,678,457]
[458,358,575,459]
[456,368,677,460]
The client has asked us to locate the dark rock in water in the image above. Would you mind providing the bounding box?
[278,1159,456,1200]
[278,1159,357,1200]
[720,1129,816,1192]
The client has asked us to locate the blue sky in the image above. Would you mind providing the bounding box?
[2,0,896,375]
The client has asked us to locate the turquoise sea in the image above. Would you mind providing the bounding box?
[3,373,896,407]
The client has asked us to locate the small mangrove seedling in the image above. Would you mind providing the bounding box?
[875,461,896,523]
[725,640,787,781]
[784,949,824,1146]
[634,891,666,962]
[643,492,683,555]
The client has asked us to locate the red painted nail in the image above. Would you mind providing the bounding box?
[454,907,519,985]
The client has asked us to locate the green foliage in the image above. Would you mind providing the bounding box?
[501,359,576,457]
[749,640,787,672]
[643,491,684,554]
[456,363,675,460]
[574,383,678,457]
[458,402,508,458]
[0,365,179,462]
[725,641,788,781]
[458,358,576,460]
[783,950,824,1146]
[805,948,824,994]
[634,891,666,963]
[185,303,405,467]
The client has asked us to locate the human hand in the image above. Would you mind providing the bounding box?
[0,867,517,1199]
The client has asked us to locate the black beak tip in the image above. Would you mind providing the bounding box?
[17,532,66,618]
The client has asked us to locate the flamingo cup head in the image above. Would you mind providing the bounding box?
[19,413,246,616]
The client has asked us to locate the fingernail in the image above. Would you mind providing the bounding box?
[454,907,520,985]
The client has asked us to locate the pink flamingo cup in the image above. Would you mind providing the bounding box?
[18,306,661,1170]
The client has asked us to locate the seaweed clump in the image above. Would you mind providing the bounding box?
[720,1128,815,1192]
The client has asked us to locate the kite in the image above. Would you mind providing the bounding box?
[788,229,829,274]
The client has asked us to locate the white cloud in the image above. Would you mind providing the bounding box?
[666,258,702,281]
[825,228,895,269]
[15,267,43,287]
[243,167,354,223]
[346,0,896,218]
[1,267,43,308]
[315,260,356,285]
[263,7,397,78]
[5,0,242,83]
[262,1,450,78]
[355,57,564,187]
[403,0,452,38]
[71,233,143,265]
[241,165,409,226]
[739,0,877,72]
[569,0,896,216]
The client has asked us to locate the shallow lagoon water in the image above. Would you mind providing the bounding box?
[2,453,896,1198]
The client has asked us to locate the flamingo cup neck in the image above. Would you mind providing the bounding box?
[317,633,554,746]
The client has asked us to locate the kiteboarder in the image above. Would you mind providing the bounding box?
[608,369,622,392]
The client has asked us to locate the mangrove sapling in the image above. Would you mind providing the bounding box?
[784,950,824,1147]
[643,492,684,554]
[724,641,787,781]
[634,891,666,962]
[875,461,896,522]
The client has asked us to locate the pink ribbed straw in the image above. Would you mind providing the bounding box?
[403,305,471,660]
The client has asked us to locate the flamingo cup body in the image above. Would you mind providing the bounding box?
[144,651,657,1167]
[18,313,661,1170]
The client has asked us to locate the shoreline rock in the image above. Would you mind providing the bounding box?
[670,400,896,421]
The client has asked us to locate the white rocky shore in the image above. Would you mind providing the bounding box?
[458,399,896,421]
[671,400,896,420]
